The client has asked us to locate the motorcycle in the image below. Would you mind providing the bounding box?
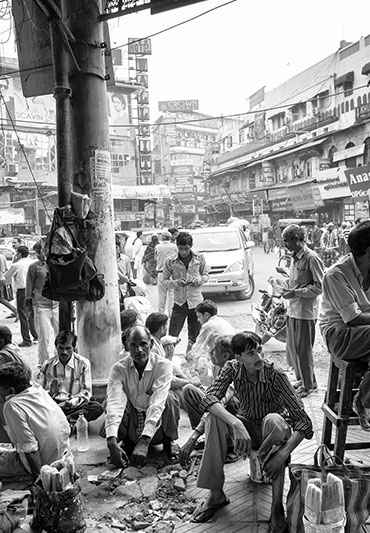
[252,266,289,344]
[120,278,153,324]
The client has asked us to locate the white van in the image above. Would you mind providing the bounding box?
[190,225,255,300]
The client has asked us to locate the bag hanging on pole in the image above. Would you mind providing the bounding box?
[286,444,370,533]
[42,207,105,302]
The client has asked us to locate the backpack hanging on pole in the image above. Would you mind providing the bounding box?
[42,207,105,302]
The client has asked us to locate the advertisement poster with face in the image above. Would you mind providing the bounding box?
[108,91,131,137]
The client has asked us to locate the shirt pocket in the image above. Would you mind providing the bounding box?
[295,266,311,287]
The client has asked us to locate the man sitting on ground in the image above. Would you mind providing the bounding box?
[145,312,194,407]
[0,361,70,485]
[37,330,103,430]
[190,331,313,532]
[105,325,180,468]
[180,335,239,465]
[187,299,235,373]
[0,326,27,443]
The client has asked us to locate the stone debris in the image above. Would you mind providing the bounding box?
[83,458,198,531]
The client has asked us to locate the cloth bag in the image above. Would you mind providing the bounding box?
[286,445,370,533]
[42,208,105,302]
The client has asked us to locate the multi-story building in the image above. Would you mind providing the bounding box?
[152,105,220,227]
[207,35,370,227]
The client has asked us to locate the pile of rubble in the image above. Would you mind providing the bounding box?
[81,459,203,532]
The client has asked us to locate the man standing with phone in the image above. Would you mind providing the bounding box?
[162,232,209,351]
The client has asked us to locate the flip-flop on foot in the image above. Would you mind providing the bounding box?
[191,498,230,523]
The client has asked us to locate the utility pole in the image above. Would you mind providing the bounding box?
[48,0,73,330]
[65,0,121,393]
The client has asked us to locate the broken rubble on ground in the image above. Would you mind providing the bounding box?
[79,457,200,531]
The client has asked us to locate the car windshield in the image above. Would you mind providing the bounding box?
[192,232,240,252]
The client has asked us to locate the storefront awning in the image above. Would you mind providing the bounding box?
[261,137,328,162]
[361,62,370,76]
[334,71,354,87]
[112,184,172,200]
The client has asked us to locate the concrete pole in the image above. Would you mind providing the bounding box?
[66,0,121,393]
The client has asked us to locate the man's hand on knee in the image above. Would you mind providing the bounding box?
[231,419,251,458]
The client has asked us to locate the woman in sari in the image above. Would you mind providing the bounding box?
[142,235,159,285]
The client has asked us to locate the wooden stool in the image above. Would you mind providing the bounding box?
[321,356,370,460]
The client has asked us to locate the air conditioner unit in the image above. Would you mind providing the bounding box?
[6,163,19,176]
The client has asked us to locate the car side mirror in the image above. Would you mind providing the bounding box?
[246,240,255,249]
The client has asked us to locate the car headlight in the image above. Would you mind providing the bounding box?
[224,260,244,273]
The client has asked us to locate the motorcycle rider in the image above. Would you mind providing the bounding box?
[281,224,324,398]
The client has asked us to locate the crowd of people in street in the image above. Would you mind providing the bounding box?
[2,217,370,531]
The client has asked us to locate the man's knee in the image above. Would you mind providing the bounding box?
[183,383,203,405]
[262,413,290,440]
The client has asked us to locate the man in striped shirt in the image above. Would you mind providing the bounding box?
[192,331,313,532]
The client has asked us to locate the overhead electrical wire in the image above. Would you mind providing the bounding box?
[0,81,368,131]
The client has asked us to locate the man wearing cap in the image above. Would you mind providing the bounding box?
[155,231,177,314]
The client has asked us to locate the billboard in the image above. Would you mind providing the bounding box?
[344,164,370,199]
[158,100,199,113]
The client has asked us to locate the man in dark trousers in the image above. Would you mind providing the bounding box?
[162,232,209,352]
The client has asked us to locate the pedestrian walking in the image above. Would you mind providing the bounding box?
[155,231,177,314]
[5,245,38,348]
[132,231,144,280]
[26,239,59,365]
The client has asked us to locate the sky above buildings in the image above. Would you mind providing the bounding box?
[109,0,370,120]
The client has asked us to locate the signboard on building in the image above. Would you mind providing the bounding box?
[344,163,370,199]
[249,87,265,109]
[288,182,323,211]
[128,38,152,55]
[0,208,24,224]
[315,168,351,200]
[158,100,199,113]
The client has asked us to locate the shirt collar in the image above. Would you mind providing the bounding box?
[293,244,306,261]
[54,353,76,369]
[235,361,267,383]
[128,350,155,371]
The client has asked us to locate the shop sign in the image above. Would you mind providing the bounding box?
[344,163,370,199]
[158,100,199,113]
[271,199,293,211]
[268,186,287,201]
[315,168,351,200]
[289,182,323,211]
[128,38,152,55]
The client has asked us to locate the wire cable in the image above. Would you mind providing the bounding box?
[109,0,237,52]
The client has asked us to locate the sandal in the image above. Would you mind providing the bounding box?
[225,451,241,464]
[292,380,302,389]
[297,386,315,398]
[192,497,230,523]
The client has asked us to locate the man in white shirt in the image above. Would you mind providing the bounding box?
[320,220,370,430]
[0,361,70,485]
[5,246,38,348]
[105,325,180,467]
[188,299,235,372]
[155,231,177,314]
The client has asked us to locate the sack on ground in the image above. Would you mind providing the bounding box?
[287,445,370,532]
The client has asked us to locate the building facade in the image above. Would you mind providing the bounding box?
[152,106,220,227]
[207,35,370,228]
